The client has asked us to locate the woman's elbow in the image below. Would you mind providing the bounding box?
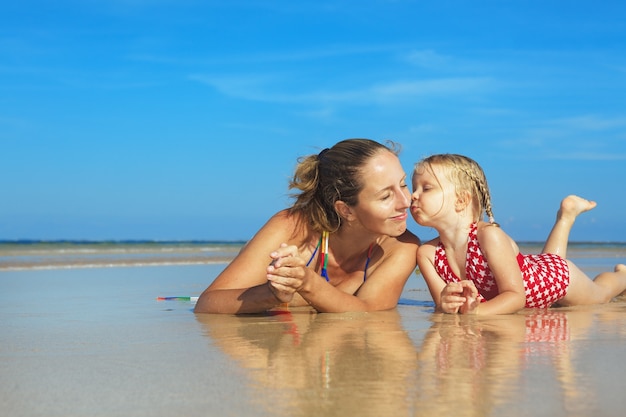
[193,294,212,313]
[193,291,225,314]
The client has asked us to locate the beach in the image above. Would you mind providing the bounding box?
[2,242,626,417]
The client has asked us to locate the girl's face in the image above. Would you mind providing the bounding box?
[350,150,410,237]
[410,163,456,227]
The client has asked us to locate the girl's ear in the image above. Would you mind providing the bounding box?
[455,190,472,212]
[334,200,355,222]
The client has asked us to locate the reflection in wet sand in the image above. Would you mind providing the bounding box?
[413,304,626,417]
[197,308,419,417]
[197,302,626,417]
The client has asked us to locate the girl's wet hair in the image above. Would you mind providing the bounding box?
[288,138,400,233]
[415,153,496,224]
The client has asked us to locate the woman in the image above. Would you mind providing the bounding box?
[194,138,420,314]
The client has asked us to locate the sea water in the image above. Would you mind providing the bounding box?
[1,241,626,416]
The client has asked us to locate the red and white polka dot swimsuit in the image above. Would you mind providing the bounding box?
[434,223,570,308]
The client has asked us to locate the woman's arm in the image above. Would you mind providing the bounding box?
[332,230,420,312]
[194,210,307,314]
[268,230,421,312]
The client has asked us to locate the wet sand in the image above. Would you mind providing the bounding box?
[2,249,626,416]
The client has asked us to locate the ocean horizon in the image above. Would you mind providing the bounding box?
[0,239,247,271]
[2,239,625,271]
[3,238,626,245]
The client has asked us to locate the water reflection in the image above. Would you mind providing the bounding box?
[413,305,626,416]
[414,312,566,416]
[197,308,419,417]
[197,303,626,417]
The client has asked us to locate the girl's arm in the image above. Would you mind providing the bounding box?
[416,242,445,308]
[194,210,307,314]
[416,240,470,313]
[472,223,527,315]
[417,239,468,313]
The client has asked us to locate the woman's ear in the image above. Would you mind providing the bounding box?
[334,200,355,222]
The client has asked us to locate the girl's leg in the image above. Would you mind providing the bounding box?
[542,195,597,258]
[558,263,626,306]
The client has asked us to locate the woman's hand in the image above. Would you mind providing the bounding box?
[266,243,308,303]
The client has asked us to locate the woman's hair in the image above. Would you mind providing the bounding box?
[288,138,400,233]
[415,154,496,224]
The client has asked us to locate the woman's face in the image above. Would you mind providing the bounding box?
[350,150,410,237]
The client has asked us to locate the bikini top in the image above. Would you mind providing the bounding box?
[306,231,375,282]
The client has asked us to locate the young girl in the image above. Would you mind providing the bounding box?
[411,153,626,315]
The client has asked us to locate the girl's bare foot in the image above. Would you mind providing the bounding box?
[557,195,597,224]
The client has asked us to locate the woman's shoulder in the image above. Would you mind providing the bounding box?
[253,209,312,243]
[266,209,308,228]
[374,230,421,267]
[378,229,421,251]
[397,229,422,245]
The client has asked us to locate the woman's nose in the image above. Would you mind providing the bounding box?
[399,188,411,207]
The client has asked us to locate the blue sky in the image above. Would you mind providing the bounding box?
[2,0,625,242]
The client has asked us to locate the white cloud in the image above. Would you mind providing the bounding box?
[404,49,452,69]
[544,151,626,161]
[494,114,626,160]
[189,73,491,104]
[551,115,626,131]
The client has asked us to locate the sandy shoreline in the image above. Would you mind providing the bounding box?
[0,241,241,271]
[2,246,626,416]
[2,241,623,272]
[0,256,235,271]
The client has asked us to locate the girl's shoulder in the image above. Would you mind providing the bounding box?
[475,220,504,237]
[475,221,518,252]
[422,235,441,246]
[416,236,440,257]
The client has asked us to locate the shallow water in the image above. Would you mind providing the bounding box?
[0,240,245,270]
[196,303,626,417]
[2,240,624,271]
[2,245,626,417]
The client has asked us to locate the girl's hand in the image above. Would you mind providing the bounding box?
[439,282,467,314]
[459,280,480,314]
[266,244,308,303]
